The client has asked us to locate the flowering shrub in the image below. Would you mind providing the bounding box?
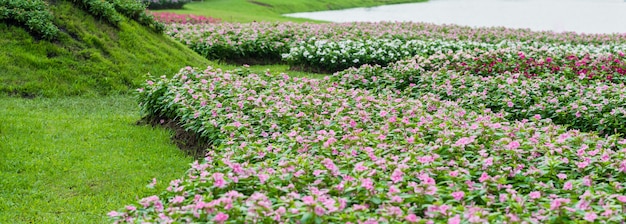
[112,66,626,223]
[167,21,626,65]
[282,38,496,73]
[141,0,192,10]
[283,38,626,73]
[405,47,626,82]
[149,11,220,24]
[68,0,165,33]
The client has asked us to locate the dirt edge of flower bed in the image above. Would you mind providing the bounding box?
[137,115,210,159]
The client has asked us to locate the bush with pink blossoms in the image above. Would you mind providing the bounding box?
[111,66,626,223]
[149,11,221,24]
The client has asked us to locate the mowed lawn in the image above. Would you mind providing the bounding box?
[0,96,193,223]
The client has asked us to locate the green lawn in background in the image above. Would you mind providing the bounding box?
[158,0,427,22]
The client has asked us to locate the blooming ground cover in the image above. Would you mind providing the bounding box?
[112,22,626,223]
[111,65,626,223]
[166,21,626,68]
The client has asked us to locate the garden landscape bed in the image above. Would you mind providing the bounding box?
[111,21,626,221]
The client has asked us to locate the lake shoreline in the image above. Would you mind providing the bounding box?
[285,0,626,34]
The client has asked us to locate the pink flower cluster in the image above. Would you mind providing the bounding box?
[149,11,221,24]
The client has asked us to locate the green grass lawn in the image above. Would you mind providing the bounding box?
[0,96,193,223]
[158,0,427,22]
[0,65,324,223]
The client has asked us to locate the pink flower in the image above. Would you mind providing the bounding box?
[454,137,474,147]
[418,173,436,185]
[213,173,226,188]
[556,173,567,180]
[354,162,368,172]
[214,212,229,222]
[406,136,415,144]
[507,101,514,107]
[314,206,325,216]
[478,172,490,183]
[483,157,493,167]
[448,214,461,224]
[616,195,626,203]
[258,173,269,184]
[529,191,541,199]
[563,181,573,190]
[361,178,374,191]
[379,110,388,117]
[451,191,465,200]
[577,160,589,169]
[391,168,404,184]
[107,211,120,217]
[507,141,520,150]
[302,196,315,205]
[405,214,419,223]
[439,204,450,214]
[584,212,597,222]
[171,196,185,204]
[550,198,570,210]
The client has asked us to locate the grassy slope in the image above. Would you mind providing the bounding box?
[0,96,193,223]
[159,0,427,22]
[0,1,209,97]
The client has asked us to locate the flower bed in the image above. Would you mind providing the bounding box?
[166,21,626,65]
[332,48,626,135]
[282,38,500,73]
[111,66,626,223]
[283,38,626,74]
[149,11,220,24]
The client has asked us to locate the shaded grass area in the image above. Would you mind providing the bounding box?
[0,1,209,97]
[0,96,194,223]
[159,0,428,22]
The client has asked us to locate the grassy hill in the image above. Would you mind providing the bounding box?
[0,0,209,97]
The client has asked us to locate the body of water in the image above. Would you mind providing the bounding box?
[285,0,626,34]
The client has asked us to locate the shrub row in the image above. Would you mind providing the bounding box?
[283,38,626,74]
[166,22,626,64]
[0,0,59,39]
[110,0,164,32]
[112,66,626,223]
